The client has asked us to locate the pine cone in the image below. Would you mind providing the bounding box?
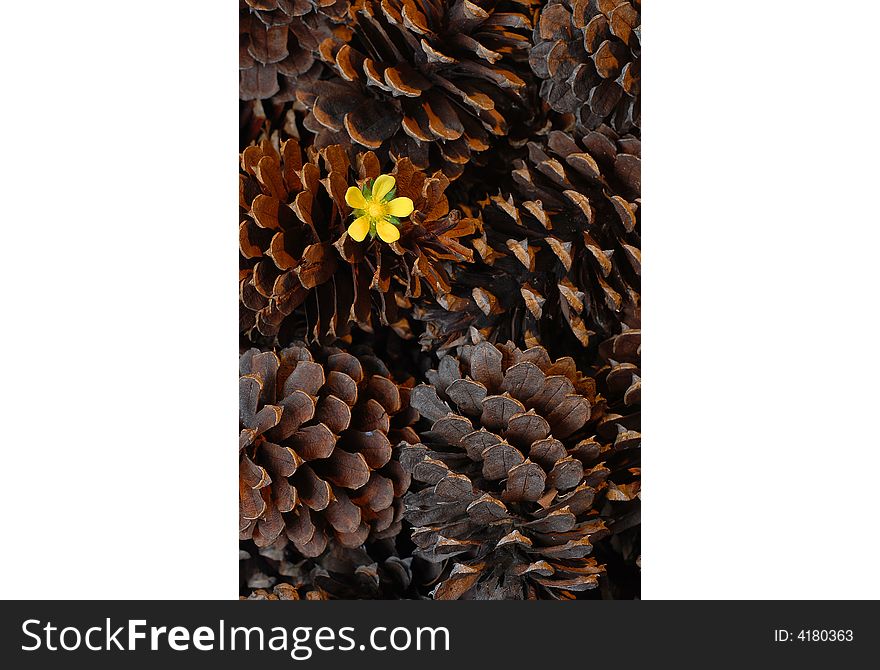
[594,326,640,587]
[240,540,328,598]
[417,123,640,354]
[240,137,477,344]
[309,541,437,599]
[530,0,640,133]
[241,537,308,594]
[242,583,327,600]
[595,326,639,444]
[239,343,419,556]
[240,0,352,102]
[297,0,541,179]
[244,535,439,599]
[400,336,624,599]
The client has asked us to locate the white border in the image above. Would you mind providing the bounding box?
[0,1,238,599]
[643,1,880,598]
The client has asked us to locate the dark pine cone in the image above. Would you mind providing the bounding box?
[240,543,328,599]
[240,137,477,345]
[400,335,641,599]
[530,0,640,134]
[594,325,640,593]
[240,0,353,102]
[297,0,541,179]
[417,123,639,355]
[239,343,419,556]
[243,536,439,599]
[311,540,442,599]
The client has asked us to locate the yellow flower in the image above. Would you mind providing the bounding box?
[344,174,414,243]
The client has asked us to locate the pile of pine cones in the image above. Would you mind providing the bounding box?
[240,0,640,600]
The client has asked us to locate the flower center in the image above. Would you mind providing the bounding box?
[367,201,386,220]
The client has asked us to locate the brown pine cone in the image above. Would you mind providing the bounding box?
[239,343,419,556]
[240,0,352,102]
[594,326,640,585]
[417,123,640,354]
[530,0,640,133]
[242,583,327,600]
[400,335,638,599]
[297,0,541,179]
[240,137,477,344]
[595,325,639,446]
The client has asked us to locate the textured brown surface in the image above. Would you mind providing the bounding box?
[400,334,639,599]
[417,122,640,354]
[239,343,418,555]
[240,137,478,344]
[295,0,542,179]
[530,0,640,133]
[240,0,352,102]
[241,583,327,600]
[594,325,640,584]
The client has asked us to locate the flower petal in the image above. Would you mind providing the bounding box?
[386,196,414,217]
[345,186,367,210]
[348,215,371,242]
[372,174,396,201]
[376,218,401,243]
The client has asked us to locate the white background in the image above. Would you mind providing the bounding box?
[1,1,878,599]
